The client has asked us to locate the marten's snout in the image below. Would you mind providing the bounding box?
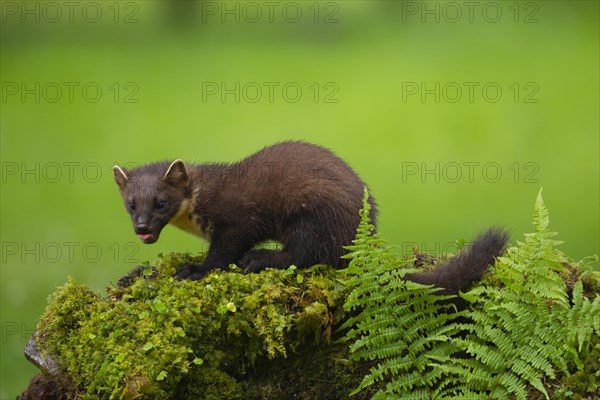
[134,219,159,244]
[135,223,150,233]
[134,216,152,235]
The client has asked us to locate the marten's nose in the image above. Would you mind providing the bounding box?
[135,223,150,233]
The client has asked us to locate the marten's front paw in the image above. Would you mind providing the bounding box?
[174,263,208,280]
[240,258,262,273]
[239,250,278,273]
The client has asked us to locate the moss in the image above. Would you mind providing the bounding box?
[36,253,353,399]
[581,269,600,297]
[242,342,375,400]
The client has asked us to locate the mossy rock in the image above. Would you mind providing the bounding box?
[20,249,600,399]
[21,252,376,400]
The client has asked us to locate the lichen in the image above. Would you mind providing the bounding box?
[36,252,354,399]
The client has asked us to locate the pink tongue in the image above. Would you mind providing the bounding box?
[137,234,153,241]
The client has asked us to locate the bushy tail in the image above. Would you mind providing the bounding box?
[406,227,509,295]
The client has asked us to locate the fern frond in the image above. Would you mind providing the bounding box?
[450,189,598,399]
[342,188,463,398]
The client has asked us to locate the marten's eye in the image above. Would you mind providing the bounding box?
[156,200,167,210]
[128,202,136,211]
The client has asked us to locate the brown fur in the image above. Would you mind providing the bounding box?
[114,141,508,292]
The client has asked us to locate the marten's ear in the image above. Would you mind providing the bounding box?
[163,159,189,187]
[113,165,129,190]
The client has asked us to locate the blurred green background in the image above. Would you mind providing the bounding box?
[1,1,598,397]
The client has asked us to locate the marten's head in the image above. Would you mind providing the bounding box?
[113,160,192,244]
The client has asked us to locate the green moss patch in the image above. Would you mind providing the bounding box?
[36,253,355,400]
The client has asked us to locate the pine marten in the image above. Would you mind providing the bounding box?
[113,141,508,293]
